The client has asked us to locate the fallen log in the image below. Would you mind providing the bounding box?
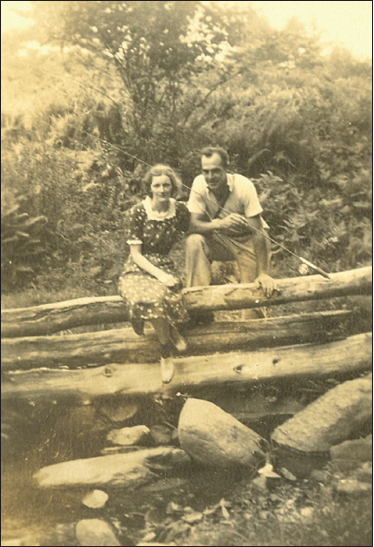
[2,333,371,402]
[271,374,372,453]
[1,310,353,371]
[1,267,371,337]
[178,398,266,468]
[33,446,191,489]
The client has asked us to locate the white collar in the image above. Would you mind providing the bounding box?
[143,196,176,220]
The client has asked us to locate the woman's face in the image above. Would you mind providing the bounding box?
[150,175,173,202]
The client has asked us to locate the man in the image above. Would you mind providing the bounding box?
[185,147,275,321]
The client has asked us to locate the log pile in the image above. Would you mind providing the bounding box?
[2,266,372,489]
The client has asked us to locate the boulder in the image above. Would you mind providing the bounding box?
[34,446,190,489]
[272,375,372,453]
[330,435,372,472]
[178,398,266,468]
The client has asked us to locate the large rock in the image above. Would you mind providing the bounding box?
[178,398,266,468]
[75,519,120,546]
[271,375,372,453]
[330,435,372,472]
[34,446,190,489]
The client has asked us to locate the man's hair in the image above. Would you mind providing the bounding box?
[200,146,229,169]
[143,164,182,198]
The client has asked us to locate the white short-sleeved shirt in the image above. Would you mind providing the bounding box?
[187,173,267,227]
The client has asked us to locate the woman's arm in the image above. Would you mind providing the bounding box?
[129,245,178,287]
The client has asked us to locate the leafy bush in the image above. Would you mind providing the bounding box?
[1,187,47,290]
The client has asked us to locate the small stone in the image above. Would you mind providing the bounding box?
[280,467,297,481]
[335,479,372,495]
[181,512,203,524]
[355,462,373,483]
[300,507,314,523]
[150,424,174,446]
[82,489,109,509]
[141,532,157,543]
[76,519,121,546]
[310,469,330,483]
[166,502,183,514]
[107,425,151,446]
[251,475,268,492]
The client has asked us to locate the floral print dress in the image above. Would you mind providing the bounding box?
[118,197,190,326]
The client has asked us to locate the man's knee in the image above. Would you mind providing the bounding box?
[186,233,208,254]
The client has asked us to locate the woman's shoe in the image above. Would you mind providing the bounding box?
[160,357,175,384]
[170,326,187,353]
[131,319,145,336]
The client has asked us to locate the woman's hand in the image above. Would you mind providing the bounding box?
[157,272,179,287]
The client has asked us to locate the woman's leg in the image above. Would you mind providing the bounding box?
[151,318,175,384]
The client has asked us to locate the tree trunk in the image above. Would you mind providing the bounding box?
[1,310,353,371]
[1,267,371,338]
[178,398,266,468]
[2,333,371,402]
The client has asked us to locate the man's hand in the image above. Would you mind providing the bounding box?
[219,214,250,234]
[254,273,275,298]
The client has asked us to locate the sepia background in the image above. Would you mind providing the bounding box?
[1,2,372,547]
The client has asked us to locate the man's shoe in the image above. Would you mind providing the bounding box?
[170,326,187,352]
[160,357,175,384]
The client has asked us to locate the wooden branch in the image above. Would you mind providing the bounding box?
[2,333,371,402]
[1,267,371,338]
[1,311,353,371]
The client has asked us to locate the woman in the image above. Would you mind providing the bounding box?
[118,164,190,384]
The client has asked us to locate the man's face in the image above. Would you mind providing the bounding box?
[201,153,227,192]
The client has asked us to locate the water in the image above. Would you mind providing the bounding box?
[1,398,255,546]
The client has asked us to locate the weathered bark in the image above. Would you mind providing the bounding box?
[33,446,190,489]
[1,310,353,371]
[178,398,266,468]
[2,333,371,402]
[271,374,372,453]
[2,267,371,337]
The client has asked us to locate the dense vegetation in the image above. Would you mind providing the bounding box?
[1,1,372,296]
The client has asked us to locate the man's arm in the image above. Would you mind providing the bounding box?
[189,212,252,235]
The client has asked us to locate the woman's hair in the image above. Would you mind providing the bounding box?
[143,164,182,198]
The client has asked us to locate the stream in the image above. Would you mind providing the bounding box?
[1,395,257,547]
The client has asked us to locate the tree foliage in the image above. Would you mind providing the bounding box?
[1,1,372,292]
